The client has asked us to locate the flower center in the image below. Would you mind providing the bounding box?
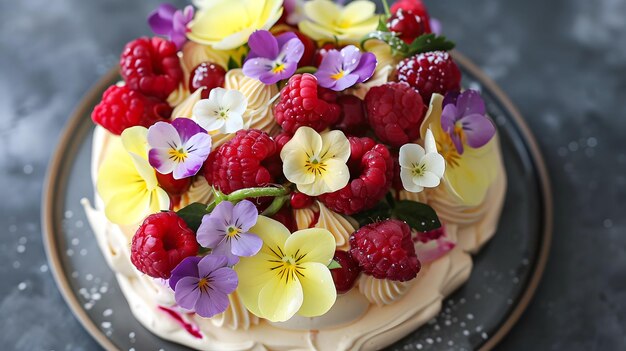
[226,226,241,239]
[305,156,328,176]
[272,63,286,74]
[437,133,461,169]
[215,107,230,120]
[331,70,346,81]
[411,162,427,177]
[169,147,189,163]
[197,277,212,294]
[453,122,466,144]
[267,247,308,283]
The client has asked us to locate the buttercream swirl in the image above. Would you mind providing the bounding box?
[178,175,214,210]
[210,291,259,330]
[171,87,204,119]
[358,275,413,306]
[315,201,356,251]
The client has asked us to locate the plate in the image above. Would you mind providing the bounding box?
[43,52,552,351]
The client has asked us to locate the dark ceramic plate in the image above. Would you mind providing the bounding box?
[43,53,552,351]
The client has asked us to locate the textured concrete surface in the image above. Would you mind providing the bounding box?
[0,0,624,350]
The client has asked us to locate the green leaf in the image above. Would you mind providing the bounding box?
[360,31,409,55]
[227,56,239,70]
[352,201,392,227]
[406,34,456,56]
[376,15,389,32]
[176,202,209,232]
[328,260,342,270]
[392,200,441,232]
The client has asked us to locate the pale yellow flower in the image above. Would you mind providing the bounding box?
[280,127,350,196]
[96,127,170,225]
[235,216,337,322]
[187,0,283,50]
[299,0,380,43]
[420,94,499,206]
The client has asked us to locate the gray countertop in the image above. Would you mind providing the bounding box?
[1,0,624,350]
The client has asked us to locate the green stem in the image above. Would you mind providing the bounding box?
[295,66,318,75]
[261,195,289,217]
[381,0,391,17]
[226,186,288,202]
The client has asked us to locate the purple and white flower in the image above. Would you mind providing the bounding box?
[148,3,194,49]
[169,255,238,318]
[196,200,262,266]
[441,90,496,154]
[147,118,212,180]
[315,45,377,91]
[242,30,304,85]
[192,88,247,134]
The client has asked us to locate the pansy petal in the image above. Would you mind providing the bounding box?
[243,57,275,79]
[330,74,360,91]
[399,144,426,168]
[222,113,244,133]
[340,0,377,24]
[173,153,205,179]
[440,104,458,133]
[231,232,263,257]
[171,118,206,144]
[232,200,259,231]
[152,188,171,214]
[185,133,213,160]
[258,271,304,322]
[296,261,336,317]
[148,4,176,35]
[414,171,441,188]
[456,90,485,116]
[281,38,305,63]
[400,168,424,193]
[303,0,338,27]
[422,153,446,178]
[283,152,316,185]
[249,216,291,253]
[169,256,202,290]
[198,255,229,277]
[339,45,362,72]
[148,148,177,175]
[351,52,377,83]
[222,89,248,116]
[320,130,351,162]
[174,276,201,310]
[235,254,278,317]
[317,50,344,77]
[196,217,227,248]
[319,159,350,193]
[450,131,464,154]
[121,126,150,159]
[460,114,496,149]
[104,188,152,226]
[248,30,280,60]
[209,267,239,294]
[209,200,235,225]
[212,243,240,266]
[194,288,230,318]
[284,228,335,265]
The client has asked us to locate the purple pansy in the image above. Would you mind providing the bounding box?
[242,30,304,85]
[440,90,496,154]
[148,3,194,49]
[147,118,212,180]
[315,45,377,91]
[169,255,238,318]
[196,200,262,266]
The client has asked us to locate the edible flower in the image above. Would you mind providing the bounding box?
[399,129,445,193]
[148,3,194,49]
[196,200,262,265]
[192,88,248,134]
[97,127,170,225]
[147,118,212,180]
[299,0,379,43]
[420,94,499,206]
[441,90,496,154]
[235,216,337,322]
[315,45,377,91]
[169,255,238,318]
[243,30,304,85]
[187,0,283,50]
[280,127,350,196]
[414,226,456,264]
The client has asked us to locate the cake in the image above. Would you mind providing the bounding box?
[81,0,507,349]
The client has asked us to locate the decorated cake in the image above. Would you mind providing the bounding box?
[82,0,507,349]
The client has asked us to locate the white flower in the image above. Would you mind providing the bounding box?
[192,88,247,134]
[399,129,446,193]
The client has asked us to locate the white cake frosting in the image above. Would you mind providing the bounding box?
[83,125,506,350]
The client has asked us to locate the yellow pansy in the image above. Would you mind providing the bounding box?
[96,127,170,225]
[280,127,350,196]
[187,0,283,50]
[420,94,499,206]
[299,0,380,43]
[234,216,337,322]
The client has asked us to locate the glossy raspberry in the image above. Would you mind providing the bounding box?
[391,0,429,15]
[156,172,191,196]
[188,62,226,99]
[91,85,171,135]
[396,51,461,104]
[331,250,361,294]
[130,212,199,279]
[120,37,183,99]
[203,129,278,194]
[349,219,420,281]
[274,131,292,153]
[271,206,298,233]
[334,94,369,137]
[387,9,431,44]
[319,137,393,215]
[273,74,341,134]
[364,82,425,147]
[290,192,314,209]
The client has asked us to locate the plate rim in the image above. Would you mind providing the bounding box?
[42,52,552,351]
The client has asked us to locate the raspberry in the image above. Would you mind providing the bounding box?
[331,250,361,294]
[120,37,183,99]
[290,192,313,209]
[349,219,420,281]
[364,82,425,147]
[203,129,278,194]
[387,9,431,44]
[415,226,445,243]
[91,85,171,135]
[319,137,393,215]
[188,62,226,99]
[273,74,341,134]
[271,206,297,233]
[130,212,199,279]
[274,131,292,153]
[334,95,369,137]
[396,51,461,104]
[391,0,429,15]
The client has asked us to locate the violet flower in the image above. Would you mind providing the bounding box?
[169,255,238,318]
[148,3,194,49]
[196,200,262,266]
[441,90,496,154]
[147,118,212,180]
[242,30,304,85]
[315,45,377,91]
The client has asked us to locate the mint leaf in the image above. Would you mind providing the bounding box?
[407,34,456,56]
[352,201,392,227]
[392,200,441,232]
[176,202,209,232]
[328,260,342,270]
[376,16,389,32]
[360,31,409,56]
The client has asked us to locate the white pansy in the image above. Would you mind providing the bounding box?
[399,129,446,193]
[192,88,247,134]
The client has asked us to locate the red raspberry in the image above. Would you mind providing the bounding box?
[334,95,369,137]
[349,219,421,281]
[319,137,393,215]
[271,206,298,233]
[91,85,171,135]
[274,131,292,153]
[120,37,183,99]
[396,51,461,104]
[203,129,278,194]
[290,192,314,209]
[130,212,199,279]
[331,250,361,294]
[387,9,431,44]
[364,82,425,147]
[391,0,429,15]
[188,62,226,99]
[273,74,341,134]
